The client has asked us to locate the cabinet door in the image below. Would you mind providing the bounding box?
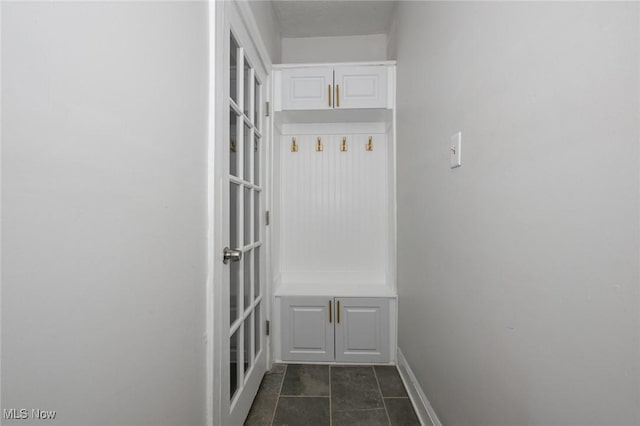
[335,298,390,363]
[334,65,388,109]
[281,67,334,110]
[281,296,335,362]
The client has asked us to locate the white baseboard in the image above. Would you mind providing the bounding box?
[396,348,443,426]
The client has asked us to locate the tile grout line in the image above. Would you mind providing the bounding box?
[329,365,332,426]
[333,407,389,413]
[373,366,393,426]
[279,395,330,398]
[269,364,287,426]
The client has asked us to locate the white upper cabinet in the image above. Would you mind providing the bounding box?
[278,64,391,111]
[281,67,334,110]
[334,66,388,109]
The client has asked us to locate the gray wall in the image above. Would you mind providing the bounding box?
[1,2,208,425]
[392,2,640,425]
[248,0,282,63]
[281,34,387,63]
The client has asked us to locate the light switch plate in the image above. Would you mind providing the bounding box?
[450,132,462,168]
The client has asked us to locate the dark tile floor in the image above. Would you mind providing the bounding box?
[244,364,421,426]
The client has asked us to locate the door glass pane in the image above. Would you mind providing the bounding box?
[230,35,238,104]
[230,110,238,177]
[254,80,261,129]
[243,315,252,374]
[254,303,261,356]
[243,124,252,181]
[230,182,240,325]
[244,187,251,246]
[253,134,260,185]
[244,250,251,311]
[254,191,260,242]
[243,57,252,117]
[230,183,239,248]
[230,259,240,324]
[230,330,239,401]
[254,246,260,300]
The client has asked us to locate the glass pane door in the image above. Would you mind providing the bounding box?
[225,27,266,424]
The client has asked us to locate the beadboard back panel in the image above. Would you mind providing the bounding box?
[279,131,388,285]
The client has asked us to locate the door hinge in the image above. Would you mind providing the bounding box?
[265,101,270,117]
[266,320,270,336]
[265,210,270,226]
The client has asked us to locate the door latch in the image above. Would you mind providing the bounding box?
[223,247,242,264]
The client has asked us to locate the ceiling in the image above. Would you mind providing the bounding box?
[271,0,396,38]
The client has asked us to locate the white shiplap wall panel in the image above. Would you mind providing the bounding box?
[280,131,387,285]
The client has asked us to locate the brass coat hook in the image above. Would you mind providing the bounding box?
[340,137,348,152]
[316,136,323,152]
[366,136,373,151]
[291,137,298,152]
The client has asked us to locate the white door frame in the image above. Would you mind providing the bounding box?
[207,1,273,425]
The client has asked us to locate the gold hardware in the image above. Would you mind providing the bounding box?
[340,137,348,152]
[366,136,373,151]
[316,137,323,152]
[291,137,298,152]
[337,300,341,323]
[230,138,237,153]
[336,84,340,107]
[329,300,332,323]
[328,85,332,107]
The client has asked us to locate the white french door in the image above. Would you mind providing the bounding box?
[213,1,268,424]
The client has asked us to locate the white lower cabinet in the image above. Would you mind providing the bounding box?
[335,298,389,363]
[281,297,335,362]
[281,296,391,363]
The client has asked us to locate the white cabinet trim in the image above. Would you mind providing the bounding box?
[274,60,397,69]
